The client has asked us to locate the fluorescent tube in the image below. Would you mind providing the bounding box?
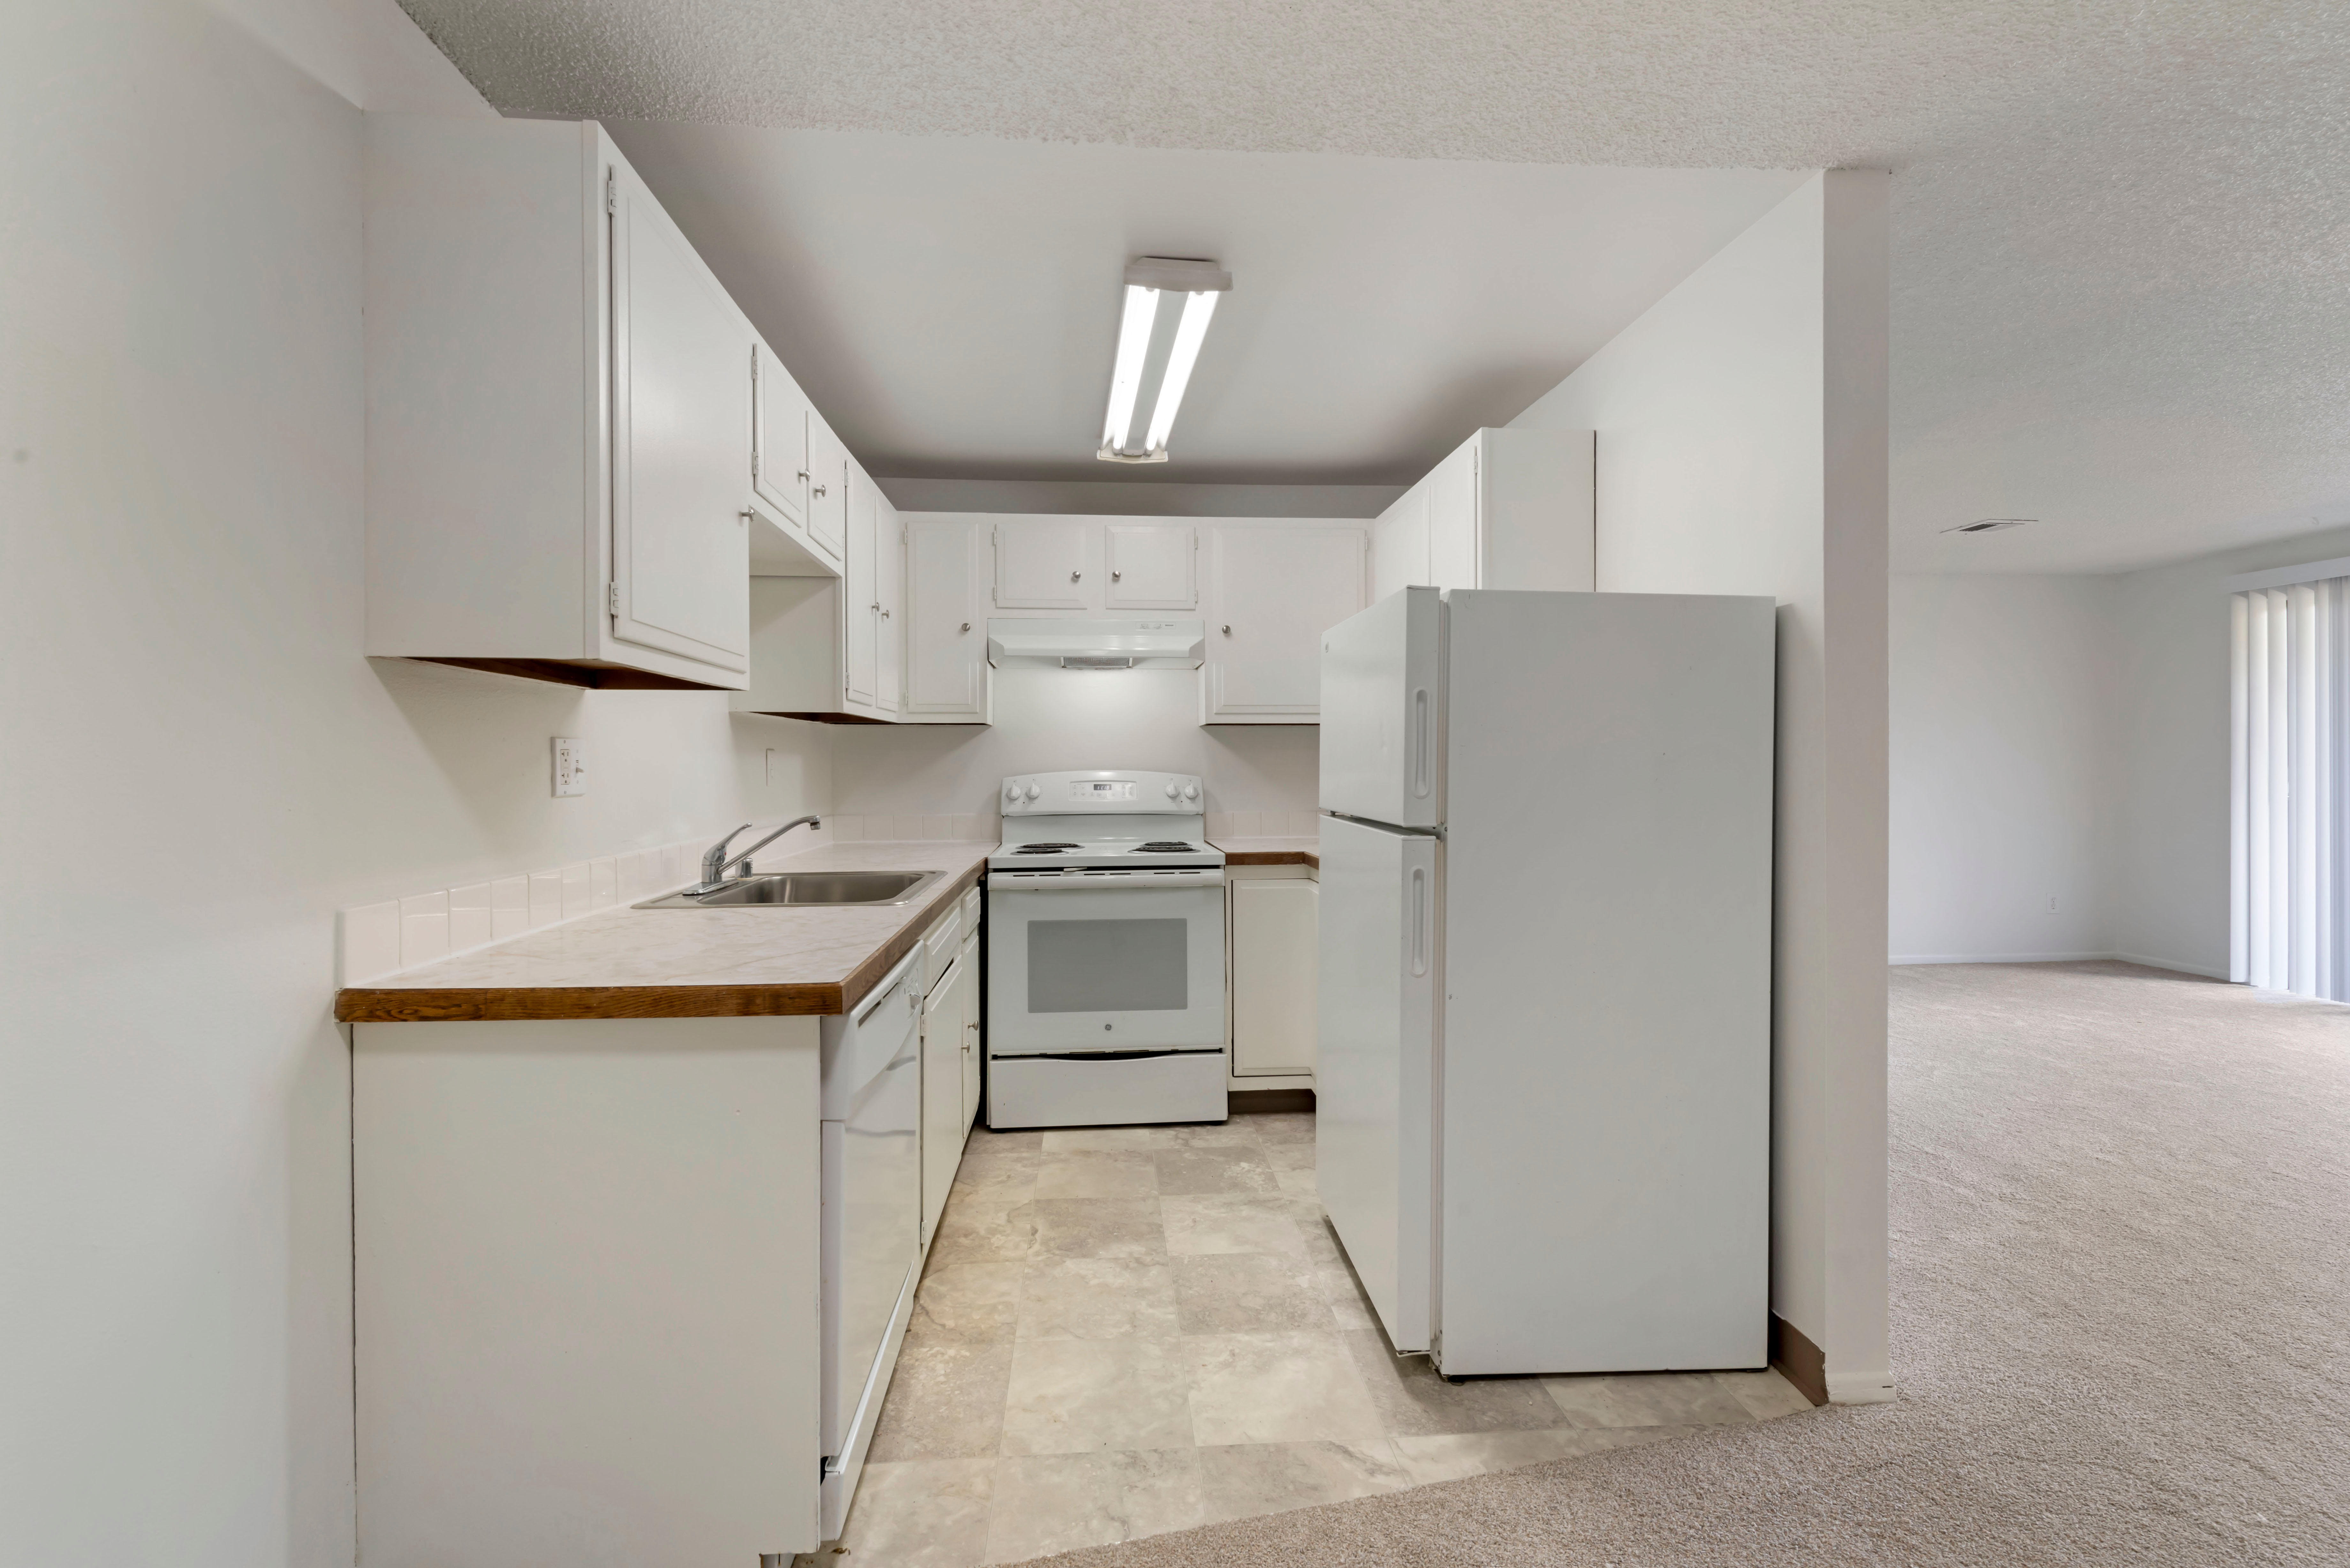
[1142,290,1218,455]
[1100,285,1160,454]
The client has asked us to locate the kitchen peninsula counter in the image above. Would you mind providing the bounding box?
[334,839,989,1024]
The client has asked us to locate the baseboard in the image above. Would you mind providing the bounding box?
[2112,952,2230,980]
[1888,950,2120,966]
[1229,1087,1315,1114]
[1826,1369,1898,1404]
[1768,1314,1828,1407]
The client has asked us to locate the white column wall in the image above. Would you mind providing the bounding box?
[1510,171,1892,1400]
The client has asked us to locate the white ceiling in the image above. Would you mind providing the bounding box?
[400,0,2350,575]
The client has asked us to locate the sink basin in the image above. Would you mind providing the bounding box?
[636,870,944,909]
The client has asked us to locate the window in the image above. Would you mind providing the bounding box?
[2231,578,2350,998]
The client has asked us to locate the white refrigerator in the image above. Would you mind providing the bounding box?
[1316,587,1776,1376]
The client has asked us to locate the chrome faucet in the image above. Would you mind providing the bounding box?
[692,816,822,895]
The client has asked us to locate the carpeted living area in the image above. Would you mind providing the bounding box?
[1023,961,2350,1566]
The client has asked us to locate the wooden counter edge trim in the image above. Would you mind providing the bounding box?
[1218,848,1321,868]
[333,864,986,1024]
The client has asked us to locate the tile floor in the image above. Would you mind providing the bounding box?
[827,1109,1814,1566]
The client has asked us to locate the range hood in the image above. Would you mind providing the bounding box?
[986,618,1206,671]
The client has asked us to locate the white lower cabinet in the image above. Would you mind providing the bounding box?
[921,953,967,1246]
[1228,867,1320,1081]
[957,931,983,1130]
[353,1017,826,1563]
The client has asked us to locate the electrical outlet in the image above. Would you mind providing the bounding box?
[553,737,587,797]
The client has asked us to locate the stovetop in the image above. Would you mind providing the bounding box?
[987,833,1224,871]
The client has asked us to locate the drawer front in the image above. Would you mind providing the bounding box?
[923,901,965,993]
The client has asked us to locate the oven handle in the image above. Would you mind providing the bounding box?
[988,870,1226,892]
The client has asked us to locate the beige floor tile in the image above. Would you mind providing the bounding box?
[836,1457,994,1568]
[1249,1112,1318,1144]
[967,1128,1046,1155]
[1029,1197,1166,1259]
[1194,1438,1413,1524]
[1389,1425,1698,1485]
[1291,1208,1349,1271]
[1319,1268,1384,1334]
[1153,1147,1280,1197]
[1001,1337,1195,1455]
[1035,1152,1160,1199]
[1162,1192,1307,1258]
[1273,1165,1319,1199]
[1173,1251,1331,1335]
[867,1336,1017,1462]
[1340,1331,1574,1436]
[1182,1330,1387,1446]
[1166,1120,1263,1149]
[908,1259,1026,1343]
[925,1196,1039,1266]
[1543,1371,1758,1429]
[981,1449,1203,1564]
[1261,1141,1317,1172]
[1717,1367,1819,1420]
[1018,1255,1181,1342]
[949,1157,1040,1201]
[1041,1126,1161,1154]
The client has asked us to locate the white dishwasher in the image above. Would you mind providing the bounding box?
[819,949,922,1539]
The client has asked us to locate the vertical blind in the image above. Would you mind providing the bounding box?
[2230,578,2350,998]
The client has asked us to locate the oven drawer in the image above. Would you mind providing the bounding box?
[988,1051,1227,1129]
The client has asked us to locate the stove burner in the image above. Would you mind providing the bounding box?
[1013,843,1080,854]
[1134,842,1197,853]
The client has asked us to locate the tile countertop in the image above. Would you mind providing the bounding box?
[333,840,990,1025]
[1211,835,1321,869]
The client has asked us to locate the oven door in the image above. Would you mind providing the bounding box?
[988,876,1227,1054]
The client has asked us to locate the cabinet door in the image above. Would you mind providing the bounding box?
[1373,482,1430,599]
[875,492,903,714]
[1205,527,1368,719]
[804,415,848,562]
[921,960,965,1246]
[844,466,877,705]
[956,934,982,1133]
[1426,441,1479,592]
[994,520,1094,609]
[609,164,750,672]
[1106,523,1196,608]
[1231,878,1319,1077]
[906,519,985,716]
[750,340,808,533]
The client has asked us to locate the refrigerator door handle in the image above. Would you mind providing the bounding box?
[1411,688,1431,798]
[1410,865,1429,976]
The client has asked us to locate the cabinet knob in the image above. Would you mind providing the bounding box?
[796,469,810,483]
[1222,624,1232,635]
[1112,570,1122,581]
[960,622,971,633]
[813,484,827,497]
[882,609,891,620]
[1070,571,1082,583]
[737,509,752,524]
[871,601,881,612]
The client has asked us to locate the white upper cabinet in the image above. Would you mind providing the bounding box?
[1371,428,1596,596]
[1202,525,1369,723]
[609,160,751,673]
[844,464,880,706]
[1105,523,1197,609]
[874,487,903,715]
[748,340,840,574]
[994,520,1095,610]
[904,517,990,721]
[804,416,849,564]
[1372,483,1430,601]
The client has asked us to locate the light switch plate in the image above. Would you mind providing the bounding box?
[553,737,587,796]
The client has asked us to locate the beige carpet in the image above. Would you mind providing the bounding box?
[1022,962,2350,1566]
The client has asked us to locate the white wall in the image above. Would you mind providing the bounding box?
[1888,575,2118,962]
[1509,172,1892,1400]
[2109,521,2350,978]
[0,4,832,1563]
[834,667,1318,822]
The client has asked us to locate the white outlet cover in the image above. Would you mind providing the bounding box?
[553,737,587,797]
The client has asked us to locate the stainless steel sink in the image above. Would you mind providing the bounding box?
[635,870,944,909]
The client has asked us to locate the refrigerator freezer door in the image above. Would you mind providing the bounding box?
[1319,586,1443,830]
[1314,813,1437,1354]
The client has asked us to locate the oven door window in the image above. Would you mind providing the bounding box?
[1028,918,1188,1013]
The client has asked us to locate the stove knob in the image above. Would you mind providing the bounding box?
[1164,781,1180,799]
[1004,782,1021,806]
[1182,782,1198,801]
[1024,782,1042,802]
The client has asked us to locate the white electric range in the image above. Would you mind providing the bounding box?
[986,770,1229,1129]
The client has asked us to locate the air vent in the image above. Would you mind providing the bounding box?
[1061,656,1136,670]
[1942,518,2035,535]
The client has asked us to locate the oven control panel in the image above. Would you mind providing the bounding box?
[1000,770,1202,814]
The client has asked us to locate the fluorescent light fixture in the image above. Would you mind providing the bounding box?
[1098,257,1231,464]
